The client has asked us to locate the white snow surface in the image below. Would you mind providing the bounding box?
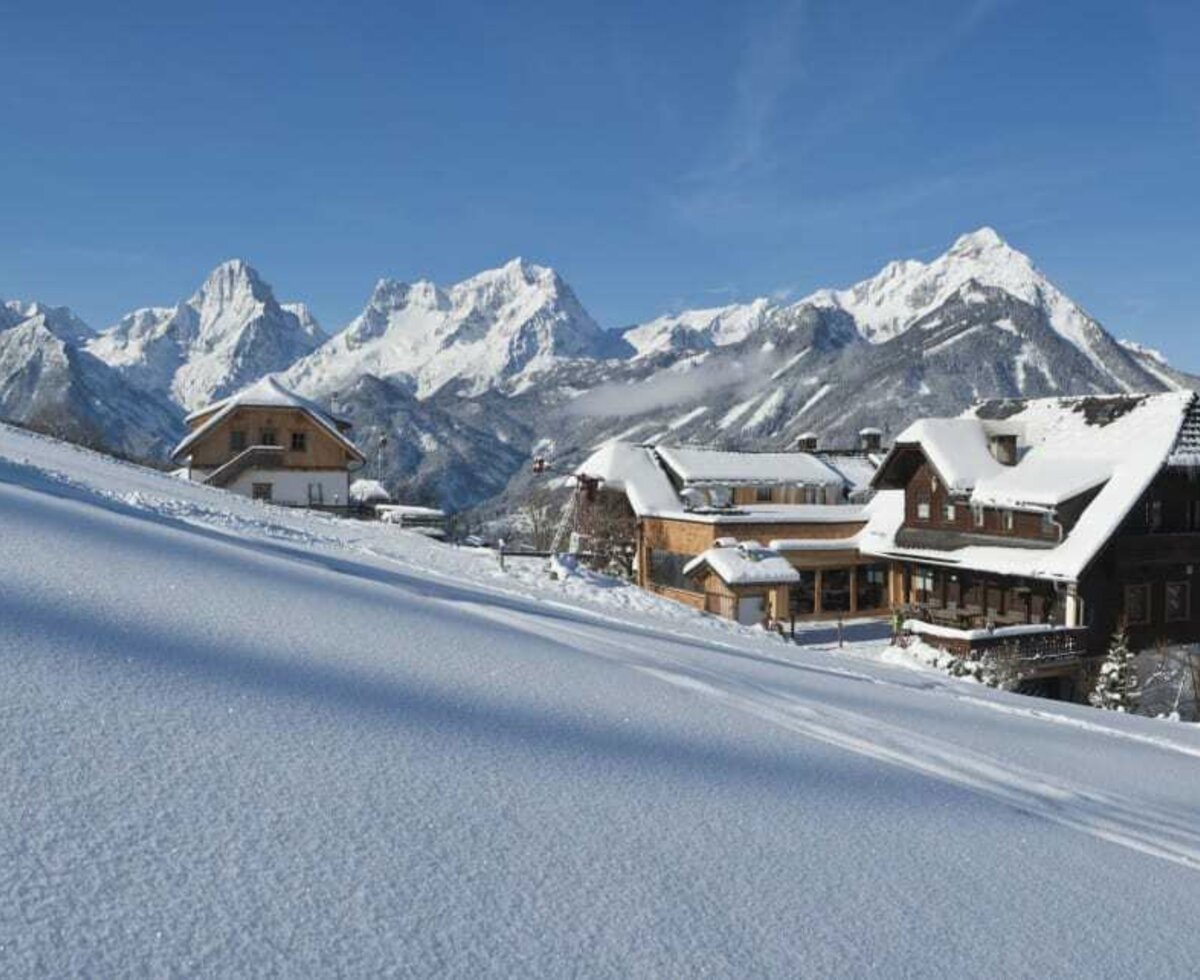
[5,424,1200,975]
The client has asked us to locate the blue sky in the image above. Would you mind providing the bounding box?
[2,0,1197,366]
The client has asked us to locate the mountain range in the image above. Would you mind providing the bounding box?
[1,228,1194,510]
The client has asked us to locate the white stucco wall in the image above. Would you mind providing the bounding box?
[188,467,350,507]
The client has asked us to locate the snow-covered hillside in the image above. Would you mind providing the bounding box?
[286,258,631,399]
[88,260,324,411]
[4,425,1200,975]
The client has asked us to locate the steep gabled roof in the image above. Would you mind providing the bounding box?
[863,391,1198,582]
[171,376,364,464]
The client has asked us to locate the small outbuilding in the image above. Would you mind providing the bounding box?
[683,540,800,625]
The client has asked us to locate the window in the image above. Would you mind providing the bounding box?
[307,482,324,505]
[251,483,273,502]
[1042,511,1057,535]
[856,564,887,611]
[259,429,278,446]
[942,502,956,522]
[229,430,247,453]
[291,431,307,452]
[821,568,852,613]
[790,570,816,616]
[972,505,985,528]
[916,500,931,521]
[1124,583,1151,625]
[755,486,773,503]
[1166,582,1191,622]
[914,568,935,602]
[1002,509,1015,532]
[1146,500,1163,532]
[648,550,701,593]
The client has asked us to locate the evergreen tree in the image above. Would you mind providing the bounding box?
[1089,623,1140,712]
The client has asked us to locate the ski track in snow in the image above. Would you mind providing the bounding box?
[446,601,1200,874]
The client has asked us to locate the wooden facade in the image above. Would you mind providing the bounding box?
[884,447,1200,666]
[185,406,359,472]
[636,514,889,624]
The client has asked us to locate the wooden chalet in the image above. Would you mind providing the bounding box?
[863,392,1200,697]
[573,440,890,627]
[171,377,365,508]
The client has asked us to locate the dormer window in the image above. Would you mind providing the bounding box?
[755,486,773,503]
[1002,509,1015,532]
[972,505,985,528]
[989,434,1018,466]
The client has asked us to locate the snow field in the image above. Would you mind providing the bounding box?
[3,423,1200,976]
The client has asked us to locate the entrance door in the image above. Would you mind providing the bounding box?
[737,594,765,626]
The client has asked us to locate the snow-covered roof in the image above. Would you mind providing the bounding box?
[817,453,882,493]
[889,418,1003,493]
[172,376,364,464]
[683,541,800,586]
[376,504,446,518]
[183,375,348,425]
[864,392,1198,582]
[970,455,1111,509]
[350,479,391,504]
[769,536,861,552]
[575,442,681,518]
[1167,396,1200,468]
[655,445,842,487]
[576,441,871,525]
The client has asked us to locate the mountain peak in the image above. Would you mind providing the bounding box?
[948,226,1008,256]
[194,259,271,308]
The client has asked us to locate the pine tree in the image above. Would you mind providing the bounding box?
[1089,623,1140,712]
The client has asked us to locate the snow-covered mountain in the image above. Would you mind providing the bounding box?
[0,310,180,458]
[1,228,1195,510]
[286,258,631,399]
[88,260,324,412]
[2,300,94,344]
[622,298,773,359]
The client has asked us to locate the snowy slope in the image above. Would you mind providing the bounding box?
[88,260,324,411]
[286,258,631,399]
[4,424,1200,976]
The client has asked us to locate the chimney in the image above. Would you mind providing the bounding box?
[858,427,883,452]
[988,433,1018,466]
[796,431,819,452]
